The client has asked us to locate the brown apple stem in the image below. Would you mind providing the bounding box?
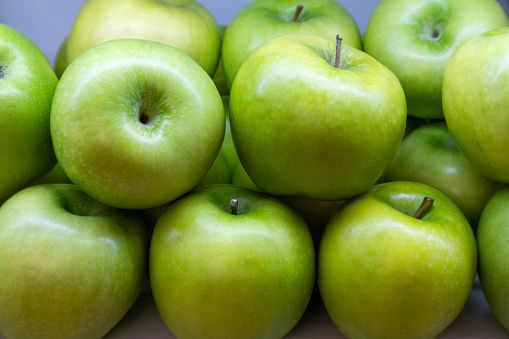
[335,35,343,69]
[413,197,434,219]
[0,66,4,78]
[293,4,303,22]
[230,198,238,215]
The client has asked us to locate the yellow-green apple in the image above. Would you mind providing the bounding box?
[149,184,315,339]
[319,181,477,339]
[0,184,147,339]
[67,0,221,76]
[477,186,509,331]
[0,23,58,200]
[54,36,68,78]
[230,34,406,201]
[364,0,509,119]
[385,122,504,228]
[222,0,363,89]
[443,27,509,183]
[50,39,224,210]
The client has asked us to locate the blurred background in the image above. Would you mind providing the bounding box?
[1,0,509,69]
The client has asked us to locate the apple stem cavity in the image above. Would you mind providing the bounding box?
[335,35,343,69]
[230,198,238,215]
[293,4,303,22]
[413,197,434,219]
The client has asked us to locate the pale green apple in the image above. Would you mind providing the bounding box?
[150,184,315,339]
[478,186,509,331]
[364,0,509,119]
[222,0,363,89]
[319,181,477,339]
[0,184,147,339]
[385,122,504,227]
[0,23,58,200]
[51,39,225,209]
[67,0,221,76]
[443,27,509,183]
[230,34,406,200]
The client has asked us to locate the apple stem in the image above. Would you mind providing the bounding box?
[230,198,238,215]
[335,35,343,69]
[0,66,4,78]
[413,197,434,219]
[293,4,303,22]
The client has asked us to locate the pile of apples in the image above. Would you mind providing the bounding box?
[2,0,509,338]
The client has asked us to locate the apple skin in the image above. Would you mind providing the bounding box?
[230,34,406,200]
[220,96,241,173]
[0,23,58,200]
[385,122,504,228]
[318,181,477,339]
[443,27,509,183]
[477,186,509,331]
[149,184,315,339]
[67,0,221,76]
[364,0,509,119]
[222,0,363,89]
[213,25,229,96]
[54,36,68,79]
[50,39,225,210]
[0,184,147,339]
[36,162,73,185]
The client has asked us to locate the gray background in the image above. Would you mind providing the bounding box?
[2,0,509,68]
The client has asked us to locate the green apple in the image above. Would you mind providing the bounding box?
[0,184,147,339]
[149,184,315,339]
[0,23,58,200]
[222,0,363,89]
[477,186,509,331]
[67,0,221,76]
[443,27,509,183]
[54,36,68,79]
[385,122,504,227]
[36,162,73,185]
[230,34,406,200]
[319,181,477,339]
[50,39,224,210]
[220,96,241,173]
[364,0,509,119]
[213,25,229,96]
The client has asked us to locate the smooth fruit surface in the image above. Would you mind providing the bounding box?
[443,27,509,183]
[51,39,224,209]
[230,34,406,200]
[319,181,477,339]
[150,184,315,339]
[0,184,147,339]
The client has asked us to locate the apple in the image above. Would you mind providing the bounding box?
[384,122,504,228]
[319,181,477,338]
[231,162,262,192]
[0,23,58,201]
[50,39,225,210]
[222,0,363,89]
[149,184,315,339]
[443,27,509,183]
[36,162,73,185]
[220,96,241,173]
[364,0,509,119]
[67,0,221,76]
[230,34,406,200]
[213,25,229,96]
[54,36,68,78]
[477,186,509,331]
[0,184,147,339]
